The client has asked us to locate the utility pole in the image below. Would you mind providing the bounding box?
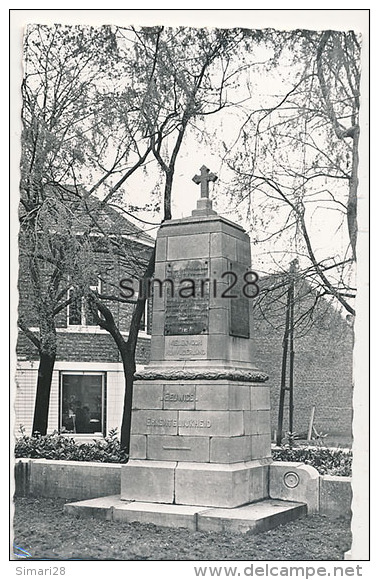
[276,259,297,445]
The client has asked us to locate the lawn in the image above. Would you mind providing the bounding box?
[12,498,352,561]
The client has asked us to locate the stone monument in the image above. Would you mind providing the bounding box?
[122,165,273,508]
[66,167,318,532]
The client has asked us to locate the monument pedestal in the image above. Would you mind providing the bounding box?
[123,374,272,508]
[121,459,269,508]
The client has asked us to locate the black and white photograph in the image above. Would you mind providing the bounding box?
[9,8,370,575]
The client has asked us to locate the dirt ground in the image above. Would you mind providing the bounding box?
[12,497,352,561]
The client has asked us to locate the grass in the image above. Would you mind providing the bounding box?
[12,498,352,561]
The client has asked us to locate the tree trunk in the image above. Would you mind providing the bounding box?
[119,247,157,453]
[32,350,56,435]
[116,338,136,453]
[120,362,135,454]
[347,127,359,260]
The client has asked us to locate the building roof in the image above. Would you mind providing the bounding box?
[20,183,155,247]
[63,186,155,246]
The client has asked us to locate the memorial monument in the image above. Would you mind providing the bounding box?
[122,166,274,508]
[67,167,317,531]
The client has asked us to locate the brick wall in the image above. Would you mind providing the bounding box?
[17,331,151,366]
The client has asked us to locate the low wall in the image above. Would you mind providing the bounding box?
[14,458,351,517]
[319,475,352,517]
[14,458,122,500]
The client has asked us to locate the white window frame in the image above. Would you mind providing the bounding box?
[134,291,150,333]
[59,371,106,437]
[67,278,102,329]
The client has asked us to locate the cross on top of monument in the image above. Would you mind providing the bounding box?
[192,165,217,198]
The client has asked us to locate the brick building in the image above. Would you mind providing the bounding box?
[15,192,155,437]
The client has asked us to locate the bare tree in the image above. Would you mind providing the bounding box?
[86,25,253,450]
[19,23,156,435]
[225,29,360,316]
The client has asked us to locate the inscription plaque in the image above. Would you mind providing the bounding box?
[229,261,250,338]
[165,335,207,360]
[164,260,209,335]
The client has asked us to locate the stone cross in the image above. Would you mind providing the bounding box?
[192,165,217,198]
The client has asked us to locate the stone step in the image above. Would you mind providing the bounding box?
[64,496,307,534]
[197,500,307,533]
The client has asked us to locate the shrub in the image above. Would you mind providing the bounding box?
[271,445,352,476]
[14,428,352,476]
[14,427,128,464]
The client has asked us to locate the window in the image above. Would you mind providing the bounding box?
[135,294,152,334]
[67,279,101,327]
[60,372,106,435]
[139,299,147,331]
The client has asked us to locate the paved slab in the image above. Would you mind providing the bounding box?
[64,495,306,533]
[198,499,307,534]
[113,501,208,531]
[64,495,124,520]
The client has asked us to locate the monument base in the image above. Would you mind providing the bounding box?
[64,495,307,533]
[120,459,271,508]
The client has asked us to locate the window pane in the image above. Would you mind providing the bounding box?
[139,305,146,331]
[61,374,104,434]
[68,290,82,325]
[84,300,97,326]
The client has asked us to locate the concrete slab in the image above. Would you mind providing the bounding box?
[195,383,251,411]
[64,495,306,534]
[174,461,263,507]
[167,233,210,260]
[319,475,352,517]
[251,433,272,459]
[64,495,123,520]
[155,235,167,262]
[250,386,271,411]
[28,460,121,500]
[198,500,307,534]
[249,464,270,499]
[162,384,197,410]
[178,410,244,437]
[269,462,320,514]
[131,410,178,436]
[133,383,164,410]
[210,436,252,463]
[113,501,207,530]
[130,434,147,459]
[147,434,210,462]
